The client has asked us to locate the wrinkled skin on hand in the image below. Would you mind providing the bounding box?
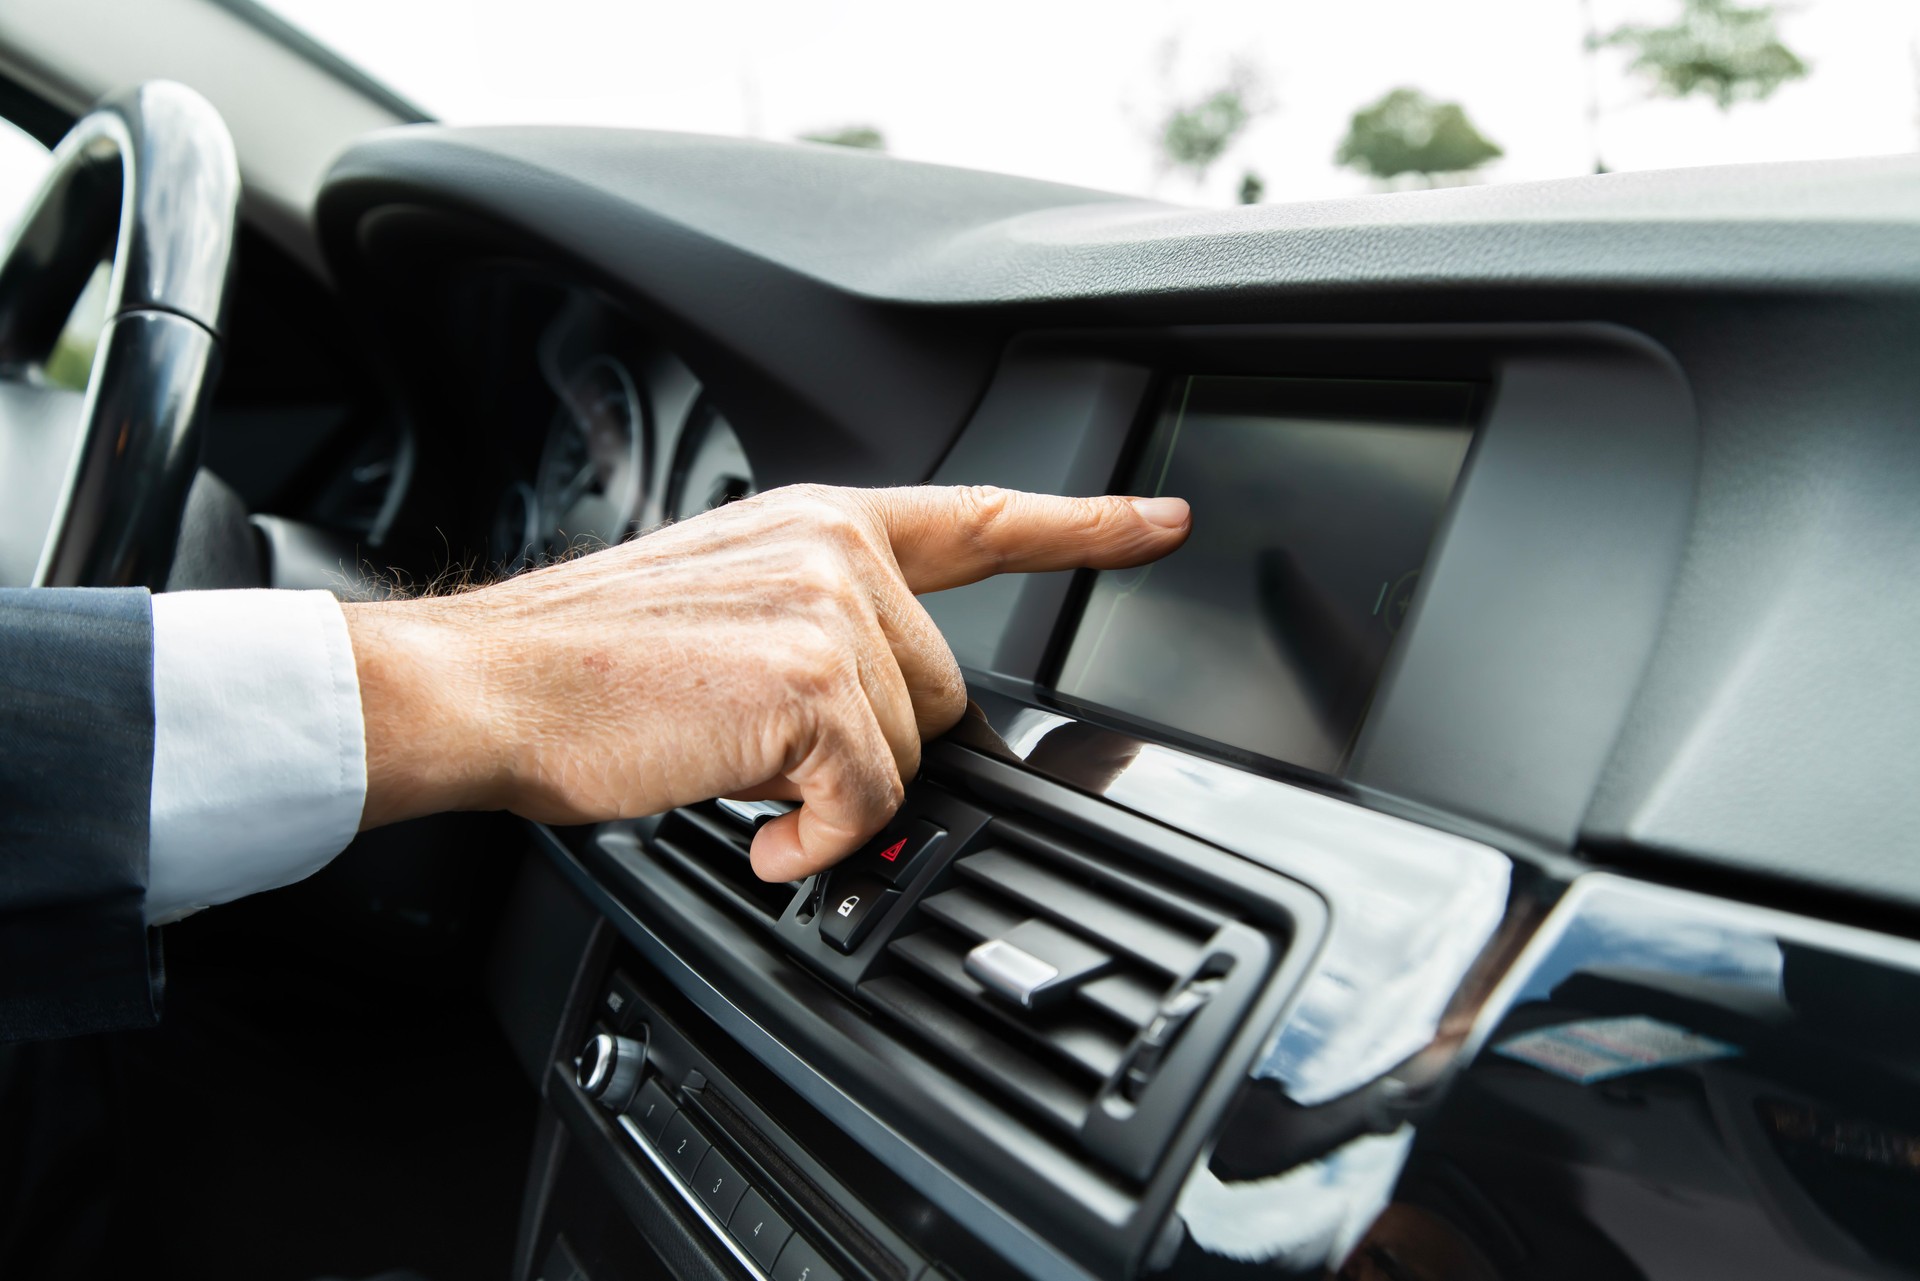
[345,484,1190,882]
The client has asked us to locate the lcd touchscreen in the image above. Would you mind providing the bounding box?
[1054,376,1475,774]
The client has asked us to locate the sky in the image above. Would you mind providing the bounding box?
[251,0,1920,205]
[0,0,1914,228]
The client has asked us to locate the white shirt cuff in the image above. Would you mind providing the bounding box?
[147,589,368,924]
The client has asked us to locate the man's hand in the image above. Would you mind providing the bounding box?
[343,484,1190,882]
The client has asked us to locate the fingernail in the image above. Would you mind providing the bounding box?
[1131,496,1190,528]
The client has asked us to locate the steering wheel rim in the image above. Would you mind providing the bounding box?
[0,80,239,589]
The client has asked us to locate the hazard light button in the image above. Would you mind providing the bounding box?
[851,818,945,886]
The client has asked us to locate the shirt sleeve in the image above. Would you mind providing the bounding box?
[146,589,368,924]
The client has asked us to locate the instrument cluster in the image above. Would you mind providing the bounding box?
[490,302,756,567]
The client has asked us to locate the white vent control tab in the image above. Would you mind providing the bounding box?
[965,918,1114,1008]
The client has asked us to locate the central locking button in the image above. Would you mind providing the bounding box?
[817,870,895,953]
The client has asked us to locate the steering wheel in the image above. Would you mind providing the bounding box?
[0,81,238,589]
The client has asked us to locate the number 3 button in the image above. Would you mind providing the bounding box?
[693,1146,747,1221]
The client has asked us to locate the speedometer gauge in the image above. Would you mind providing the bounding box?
[535,356,646,551]
[666,400,755,521]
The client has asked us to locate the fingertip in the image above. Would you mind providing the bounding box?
[749,805,871,883]
[749,810,810,882]
[1130,496,1191,530]
[1121,495,1182,530]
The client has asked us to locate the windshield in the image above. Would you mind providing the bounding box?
[259,0,1918,205]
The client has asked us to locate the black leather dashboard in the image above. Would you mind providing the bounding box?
[312,127,1920,1281]
[319,128,1920,907]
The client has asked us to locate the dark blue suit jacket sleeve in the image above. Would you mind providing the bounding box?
[0,588,159,1042]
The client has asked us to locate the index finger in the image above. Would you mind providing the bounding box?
[862,486,1192,595]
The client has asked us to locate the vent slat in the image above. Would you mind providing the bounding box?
[889,929,1132,1080]
[990,822,1229,933]
[854,819,1281,1182]
[860,975,1090,1134]
[918,885,1022,940]
[678,805,753,857]
[918,887,1170,1028]
[1079,971,1167,1028]
[652,805,797,922]
[958,849,1206,977]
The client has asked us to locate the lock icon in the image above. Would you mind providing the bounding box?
[836,894,860,917]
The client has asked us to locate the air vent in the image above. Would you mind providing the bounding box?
[647,802,797,926]
[857,821,1283,1181]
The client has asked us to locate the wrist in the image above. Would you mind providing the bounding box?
[343,599,505,829]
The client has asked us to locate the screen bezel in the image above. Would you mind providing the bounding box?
[1033,371,1488,784]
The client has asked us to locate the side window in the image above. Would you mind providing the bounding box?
[0,116,109,390]
[0,115,51,245]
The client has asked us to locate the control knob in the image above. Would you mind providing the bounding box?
[576,1028,647,1112]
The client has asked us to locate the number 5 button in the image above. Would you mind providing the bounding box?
[772,1235,841,1281]
[727,1186,793,1271]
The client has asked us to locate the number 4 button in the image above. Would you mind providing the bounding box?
[727,1185,794,1271]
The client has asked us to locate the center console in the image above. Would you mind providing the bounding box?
[492,321,1710,1280]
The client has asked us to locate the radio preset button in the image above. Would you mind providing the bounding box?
[659,1113,710,1182]
[629,1078,675,1141]
[772,1235,841,1281]
[728,1187,793,1270]
[693,1146,748,1221]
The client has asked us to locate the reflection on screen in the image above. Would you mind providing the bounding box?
[1055,376,1475,775]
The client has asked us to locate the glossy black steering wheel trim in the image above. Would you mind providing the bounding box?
[0,81,239,588]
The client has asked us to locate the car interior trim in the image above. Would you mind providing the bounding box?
[950,688,1514,1107]
[531,820,1106,1281]
[616,1110,781,1281]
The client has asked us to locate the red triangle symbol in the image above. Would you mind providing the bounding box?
[879,838,907,862]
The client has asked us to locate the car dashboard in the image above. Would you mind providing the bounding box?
[310,128,1920,1281]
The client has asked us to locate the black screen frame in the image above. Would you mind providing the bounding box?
[1033,370,1488,784]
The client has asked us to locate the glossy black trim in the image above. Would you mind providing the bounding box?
[1341,874,1920,1281]
[37,311,221,588]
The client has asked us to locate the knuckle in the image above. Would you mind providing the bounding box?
[779,542,861,619]
[778,485,859,536]
[1098,493,1140,529]
[956,484,1015,566]
[778,650,844,715]
[957,484,1014,526]
[788,541,846,594]
[934,665,968,720]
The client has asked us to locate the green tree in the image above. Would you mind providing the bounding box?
[1598,0,1809,110]
[802,124,886,151]
[1237,170,1265,205]
[1335,88,1503,186]
[1157,61,1266,184]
